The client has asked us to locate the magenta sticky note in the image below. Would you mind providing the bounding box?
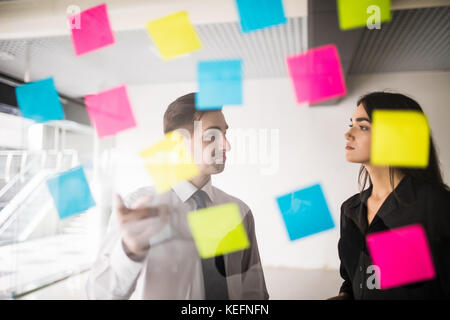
[366,224,436,289]
[84,85,137,138]
[69,3,115,56]
[286,44,347,105]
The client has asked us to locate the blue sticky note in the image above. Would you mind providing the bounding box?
[276,184,335,241]
[197,59,242,108]
[235,0,287,33]
[15,78,65,122]
[194,93,222,111]
[46,166,96,219]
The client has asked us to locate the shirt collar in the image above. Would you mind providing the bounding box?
[343,175,416,233]
[172,178,214,203]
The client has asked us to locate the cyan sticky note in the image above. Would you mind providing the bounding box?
[197,59,242,108]
[46,166,96,219]
[276,184,335,241]
[194,93,222,111]
[15,78,65,122]
[286,44,347,105]
[84,85,137,138]
[337,0,391,30]
[69,3,115,56]
[366,224,436,289]
[235,0,287,33]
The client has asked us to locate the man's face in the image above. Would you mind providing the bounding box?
[185,110,231,175]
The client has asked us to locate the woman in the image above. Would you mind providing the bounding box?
[330,92,450,300]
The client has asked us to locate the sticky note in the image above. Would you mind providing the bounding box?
[276,184,335,241]
[46,166,96,219]
[286,45,347,105]
[337,0,391,30]
[69,3,115,56]
[84,85,137,138]
[371,110,430,168]
[187,203,250,258]
[194,93,222,111]
[15,78,65,122]
[197,59,242,108]
[140,131,200,194]
[366,224,436,289]
[146,11,202,60]
[235,0,287,33]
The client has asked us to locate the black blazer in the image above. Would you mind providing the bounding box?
[338,175,450,299]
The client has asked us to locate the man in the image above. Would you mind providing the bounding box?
[86,92,268,299]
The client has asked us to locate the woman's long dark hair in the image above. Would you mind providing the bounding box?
[356,91,449,193]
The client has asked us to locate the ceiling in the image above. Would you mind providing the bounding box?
[349,6,450,74]
[0,3,448,100]
[0,18,306,98]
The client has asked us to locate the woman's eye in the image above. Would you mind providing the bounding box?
[360,126,369,131]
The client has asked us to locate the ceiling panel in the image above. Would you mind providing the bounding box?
[0,18,305,98]
[349,6,450,74]
[0,5,448,101]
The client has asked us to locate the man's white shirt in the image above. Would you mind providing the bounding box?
[85,179,269,300]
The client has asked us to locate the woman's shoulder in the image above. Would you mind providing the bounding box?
[414,182,450,237]
[341,193,360,210]
[341,188,371,212]
[414,180,450,204]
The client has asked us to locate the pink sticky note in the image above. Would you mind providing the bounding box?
[69,3,115,56]
[84,85,137,138]
[366,224,436,289]
[286,44,347,105]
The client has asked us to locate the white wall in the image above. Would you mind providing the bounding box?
[0,112,32,149]
[113,71,450,270]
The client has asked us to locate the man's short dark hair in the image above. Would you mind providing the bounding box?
[163,93,207,134]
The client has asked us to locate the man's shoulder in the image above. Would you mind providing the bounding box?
[211,186,251,215]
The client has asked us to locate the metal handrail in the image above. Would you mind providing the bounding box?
[0,154,39,200]
[0,170,52,235]
[0,149,78,200]
[0,150,79,231]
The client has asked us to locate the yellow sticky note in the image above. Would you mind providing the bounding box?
[371,110,430,168]
[146,11,202,60]
[337,0,391,30]
[140,131,200,193]
[187,203,250,259]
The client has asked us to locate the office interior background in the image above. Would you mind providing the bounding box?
[0,0,449,299]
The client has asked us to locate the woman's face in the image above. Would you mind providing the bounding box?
[345,104,372,164]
